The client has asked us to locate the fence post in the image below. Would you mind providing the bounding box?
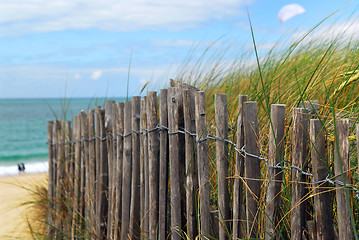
[105,100,115,240]
[114,102,124,240]
[195,91,211,239]
[265,104,285,240]
[87,109,96,235]
[47,121,54,237]
[95,106,101,237]
[72,115,81,236]
[215,94,230,240]
[62,120,72,235]
[97,107,108,238]
[291,108,309,240]
[159,89,169,240]
[243,101,261,238]
[140,97,149,239]
[183,88,198,239]
[310,119,334,240]
[59,120,67,236]
[168,87,184,239]
[121,101,133,239]
[80,111,88,231]
[334,119,354,239]
[147,91,160,240]
[232,95,247,239]
[111,102,118,239]
[130,96,142,238]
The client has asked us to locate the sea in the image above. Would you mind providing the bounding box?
[0,97,126,177]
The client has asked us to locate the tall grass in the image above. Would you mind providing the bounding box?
[175,16,359,238]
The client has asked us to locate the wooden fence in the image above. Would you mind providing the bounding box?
[47,82,359,239]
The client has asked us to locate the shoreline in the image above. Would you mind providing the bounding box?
[0,173,48,239]
[0,161,48,177]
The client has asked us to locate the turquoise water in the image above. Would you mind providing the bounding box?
[0,97,125,175]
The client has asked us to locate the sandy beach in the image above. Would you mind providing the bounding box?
[0,173,47,240]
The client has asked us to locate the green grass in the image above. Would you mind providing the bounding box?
[174,13,359,239]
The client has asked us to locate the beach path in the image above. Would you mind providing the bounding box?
[0,173,47,240]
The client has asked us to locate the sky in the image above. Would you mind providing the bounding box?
[0,0,358,99]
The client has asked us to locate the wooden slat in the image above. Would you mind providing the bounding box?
[195,91,211,239]
[334,119,354,239]
[121,101,133,239]
[114,102,124,240]
[243,101,260,239]
[141,96,149,239]
[79,111,88,231]
[97,107,109,238]
[232,95,247,239]
[168,87,183,240]
[87,109,96,235]
[159,89,169,240]
[105,100,115,240]
[130,96,142,238]
[47,121,54,237]
[291,108,309,240]
[215,93,230,240]
[183,88,198,239]
[265,104,285,240]
[310,119,334,240]
[147,91,160,240]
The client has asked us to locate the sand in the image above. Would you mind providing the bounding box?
[0,173,47,240]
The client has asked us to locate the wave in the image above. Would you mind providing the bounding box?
[0,161,48,177]
[0,152,48,162]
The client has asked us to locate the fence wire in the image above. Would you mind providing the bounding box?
[48,123,359,199]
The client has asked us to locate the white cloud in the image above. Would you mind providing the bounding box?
[91,70,102,80]
[292,19,359,44]
[0,0,253,36]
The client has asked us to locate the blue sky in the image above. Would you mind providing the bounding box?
[0,0,358,99]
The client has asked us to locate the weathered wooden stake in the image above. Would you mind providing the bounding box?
[141,96,149,239]
[183,88,198,239]
[232,95,247,239]
[159,89,169,240]
[95,106,101,237]
[87,109,96,235]
[47,121,54,237]
[334,119,354,239]
[114,102,124,240]
[215,94,230,240]
[195,91,211,239]
[291,108,309,240]
[130,96,141,238]
[265,104,285,240]
[121,101,133,239]
[97,107,109,238]
[72,115,81,236]
[243,101,261,239]
[105,100,115,240]
[168,87,183,240]
[79,111,88,230]
[147,91,160,240]
[310,119,334,240]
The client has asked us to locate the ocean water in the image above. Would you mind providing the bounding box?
[0,97,125,177]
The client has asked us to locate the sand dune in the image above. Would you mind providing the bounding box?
[0,173,47,240]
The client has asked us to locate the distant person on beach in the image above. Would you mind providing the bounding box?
[17,163,22,174]
[21,163,25,173]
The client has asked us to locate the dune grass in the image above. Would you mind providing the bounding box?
[174,14,359,239]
